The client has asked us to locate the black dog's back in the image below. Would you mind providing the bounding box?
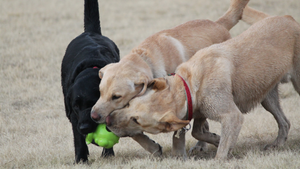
[61,0,119,96]
[61,0,119,163]
[61,33,119,94]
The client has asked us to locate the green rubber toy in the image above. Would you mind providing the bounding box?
[85,123,119,149]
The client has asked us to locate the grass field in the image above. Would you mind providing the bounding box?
[1,0,300,168]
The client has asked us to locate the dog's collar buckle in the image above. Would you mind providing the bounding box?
[174,123,191,138]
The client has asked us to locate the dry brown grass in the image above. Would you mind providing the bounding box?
[1,0,300,168]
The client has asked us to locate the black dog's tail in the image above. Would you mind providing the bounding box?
[84,0,101,34]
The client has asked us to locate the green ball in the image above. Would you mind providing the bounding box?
[85,123,119,149]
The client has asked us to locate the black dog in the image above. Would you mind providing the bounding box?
[61,0,119,163]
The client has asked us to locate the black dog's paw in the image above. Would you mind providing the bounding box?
[75,155,88,164]
[74,144,89,164]
[101,147,115,157]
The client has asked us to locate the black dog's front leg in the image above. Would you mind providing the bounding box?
[70,113,89,163]
[70,113,115,163]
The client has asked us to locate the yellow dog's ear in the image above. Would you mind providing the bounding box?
[99,66,107,79]
[135,72,152,97]
[159,112,190,132]
[99,70,104,79]
[148,78,167,91]
[99,63,116,79]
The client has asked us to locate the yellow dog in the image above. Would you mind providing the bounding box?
[106,6,297,159]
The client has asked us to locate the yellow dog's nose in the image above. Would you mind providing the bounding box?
[91,111,101,122]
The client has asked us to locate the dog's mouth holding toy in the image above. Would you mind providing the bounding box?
[85,123,119,149]
[105,115,111,126]
[106,126,111,132]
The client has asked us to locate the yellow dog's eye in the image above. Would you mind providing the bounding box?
[112,95,121,100]
[130,117,140,125]
[124,103,130,108]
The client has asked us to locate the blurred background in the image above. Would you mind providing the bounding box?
[1,0,300,168]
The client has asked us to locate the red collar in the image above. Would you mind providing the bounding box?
[170,73,193,121]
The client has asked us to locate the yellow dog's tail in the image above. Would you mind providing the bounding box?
[215,0,250,30]
[241,6,270,25]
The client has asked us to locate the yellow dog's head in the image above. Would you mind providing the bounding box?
[105,77,190,137]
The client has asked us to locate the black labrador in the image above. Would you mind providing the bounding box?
[61,0,119,163]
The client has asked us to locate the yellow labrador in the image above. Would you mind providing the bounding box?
[91,0,250,122]
[106,6,297,159]
[91,0,250,157]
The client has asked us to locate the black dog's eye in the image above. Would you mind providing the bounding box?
[112,95,121,100]
[131,117,139,125]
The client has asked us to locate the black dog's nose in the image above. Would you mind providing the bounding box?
[91,111,101,122]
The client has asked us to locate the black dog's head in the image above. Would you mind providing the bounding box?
[66,67,100,135]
